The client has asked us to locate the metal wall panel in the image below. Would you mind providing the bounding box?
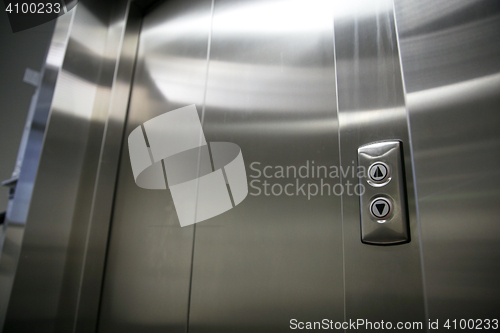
[71,5,142,332]
[188,0,344,332]
[1,0,134,332]
[97,0,213,331]
[333,0,426,326]
[0,11,75,332]
[395,0,500,322]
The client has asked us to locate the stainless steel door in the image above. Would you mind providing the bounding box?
[98,0,213,331]
[98,0,344,332]
[188,0,343,331]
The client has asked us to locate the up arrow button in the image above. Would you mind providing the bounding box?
[368,162,389,184]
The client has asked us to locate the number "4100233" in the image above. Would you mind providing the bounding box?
[5,2,62,14]
[444,319,499,330]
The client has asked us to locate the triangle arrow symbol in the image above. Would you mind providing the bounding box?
[374,166,383,179]
[375,203,386,215]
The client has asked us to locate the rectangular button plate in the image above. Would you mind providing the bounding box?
[358,141,409,245]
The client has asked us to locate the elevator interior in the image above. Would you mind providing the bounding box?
[0,0,499,332]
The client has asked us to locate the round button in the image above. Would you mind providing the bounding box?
[368,162,389,183]
[370,197,392,219]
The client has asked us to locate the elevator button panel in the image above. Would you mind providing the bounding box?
[358,141,409,245]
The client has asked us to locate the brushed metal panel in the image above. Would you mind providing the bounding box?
[188,0,344,332]
[70,4,142,333]
[334,0,426,324]
[55,2,139,331]
[0,11,74,331]
[1,0,129,330]
[97,0,213,332]
[395,0,500,321]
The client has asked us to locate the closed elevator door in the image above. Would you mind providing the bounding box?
[98,0,425,332]
[98,0,344,332]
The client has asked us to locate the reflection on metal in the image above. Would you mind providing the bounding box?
[395,0,500,321]
[0,10,75,331]
[70,4,141,332]
[0,0,138,332]
[333,0,425,324]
